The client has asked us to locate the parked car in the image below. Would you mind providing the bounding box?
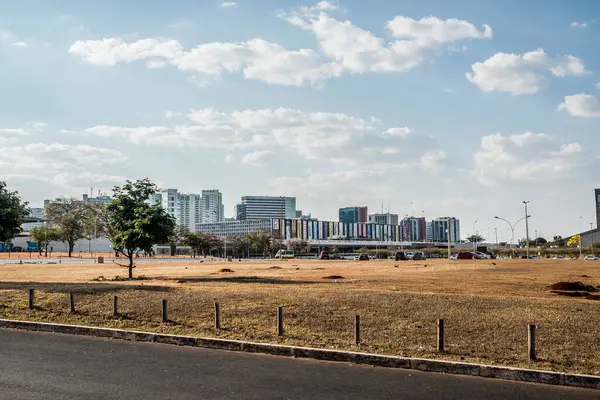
[358,253,369,261]
[456,252,477,260]
[319,251,330,260]
[394,251,407,261]
[411,251,426,260]
[475,251,491,259]
[584,255,599,260]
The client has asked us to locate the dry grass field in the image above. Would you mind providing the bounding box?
[1,257,599,375]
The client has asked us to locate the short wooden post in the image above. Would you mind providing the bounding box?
[28,288,34,309]
[113,296,118,318]
[214,302,221,329]
[437,319,445,353]
[354,315,361,345]
[277,306,284,336]
[528,324,536,361]
[69,292,75,313]
[162,299,168,322]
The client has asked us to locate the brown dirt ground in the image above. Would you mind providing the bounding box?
[1,258,600,375]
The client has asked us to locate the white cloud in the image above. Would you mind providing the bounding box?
[474,132,583,185]
[571,21,587,28]
[11,41,27,47]
[242,150,276,166]
[69,3,491,87]
[466,49,589,95]
[381,127,412,137]
[558,94,600,117]
[165,110,183,118]
[220,2,237,7]
[0,128,28,135]
[595,81,600,89]
[25,121,47,131]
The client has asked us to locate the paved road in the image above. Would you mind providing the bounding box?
[0,330,596,400]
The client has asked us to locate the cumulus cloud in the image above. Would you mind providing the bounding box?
[242,150,276,166]
[558,94,600,117]
[466,49,589,95]
[69,2,491,87]
[220,2,236,7]
[571,21,587,28]
[473,132,583,185]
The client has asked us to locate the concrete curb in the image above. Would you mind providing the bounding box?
[1,319,598,390]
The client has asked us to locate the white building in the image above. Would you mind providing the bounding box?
[236,196,300,220]
[368,213,399,225]
[197,219,272,238]
[152,188,224,232]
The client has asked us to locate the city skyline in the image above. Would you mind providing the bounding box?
[1,0,599,241]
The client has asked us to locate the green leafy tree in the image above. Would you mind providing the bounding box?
[287,238,310,255]
[466,234,485,243]
[231,235,250,258]
[44,197,94,257]
[246,230,272,257]
[105,178,176,278]
[0,181,29,249]
[534,237,547,246]
[182,232,202,258]
[29,225,61,256]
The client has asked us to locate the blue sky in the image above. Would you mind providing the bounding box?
[1,0,599,241]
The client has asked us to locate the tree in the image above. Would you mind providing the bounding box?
[45,197,94,257]
[568,234,580,247]
[182,232,202,258]
[553,236,565,247]
[105,178,176,278]
[534,237,547,246]
[287,238,310,255]
[270,238,285,257]
[466,234,485,243]
[231,235,250,258]
[29,225,61,256]
[246,230,272,257]
[169,226,188,256]
[0,181,29,248]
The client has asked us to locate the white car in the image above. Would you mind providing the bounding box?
[584,255,598,260]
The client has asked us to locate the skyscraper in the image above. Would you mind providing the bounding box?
[339,206,368,223]
[202,190,224,223]
[152,188,224,231]
[596,188,600,230]
[236,196,298,220]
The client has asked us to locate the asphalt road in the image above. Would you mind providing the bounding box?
[0,330,597,400]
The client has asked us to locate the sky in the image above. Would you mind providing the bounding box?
[1,0,599,242]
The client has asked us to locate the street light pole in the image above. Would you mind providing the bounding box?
[495,216,530,259]
[447,217,452,259]
[579,216,583,259]
[472,220,477,251]
[523,201,530,259]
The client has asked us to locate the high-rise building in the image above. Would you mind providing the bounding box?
[152,188,224,231]
[202,190,224,223]
[236,196,299,220]
[82,193,112,204]
[339,206,368,223]
[595,188,600,229]
[369,213,398,225]
[430,217,461,243]
[401,217,427,242]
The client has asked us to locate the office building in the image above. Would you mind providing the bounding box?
[82,193,112,204]
[401,217,427,242]
[339,206,368,224]
[581,189,600,246]
[369,213,399,225]
[28,208,45,220]
[152,188,224,232]
[430,217,461,243]
[236,196,299,220]
[596,188,600,229]
[197,219,272,238]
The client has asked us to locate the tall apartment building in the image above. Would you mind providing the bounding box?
[430,217,461,243]
[401,217,427,242]
[596,188,600,229]
[368,213,399,225]
[339,206,368,224]
[236,196,299,220]
[151,188,224,232]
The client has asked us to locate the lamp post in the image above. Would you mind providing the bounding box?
[579,216,583,259]
[447,218,452,259]
[494,227,498,245]
[522,201,530,259]
[494,215,530,258]
[472,220,478,251]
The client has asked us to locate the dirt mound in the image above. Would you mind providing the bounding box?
[323,275,344,279]
[218,268,234,273]
[269,266,282,270]
[548,282,598,292]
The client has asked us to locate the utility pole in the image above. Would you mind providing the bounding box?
[447,218,452,259]
[495,228,498,245]
[523,201,530,259]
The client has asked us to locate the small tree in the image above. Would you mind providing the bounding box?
[270,238,285,257]
[231,235,250,258]
[466,234,485,243]
[182,232,202,258]
[246,230,272,258]
[105,179,176,278]
[0,181,29,248]
[46,197,95,257]
[29,225,61,256]
[568,234,580,247]
[287,238,310,255]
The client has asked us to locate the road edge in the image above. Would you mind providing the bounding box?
[0,318,598,390]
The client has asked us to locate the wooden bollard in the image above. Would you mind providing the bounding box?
[214,302,221,329]
[277,306,284,336]
[437,319,445,353]
[355,315,361,345]
[528,324,536,361]
[113,296,118,318]
[69,292,75,313]
[162,299,168,322]
[28,288,34,309]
